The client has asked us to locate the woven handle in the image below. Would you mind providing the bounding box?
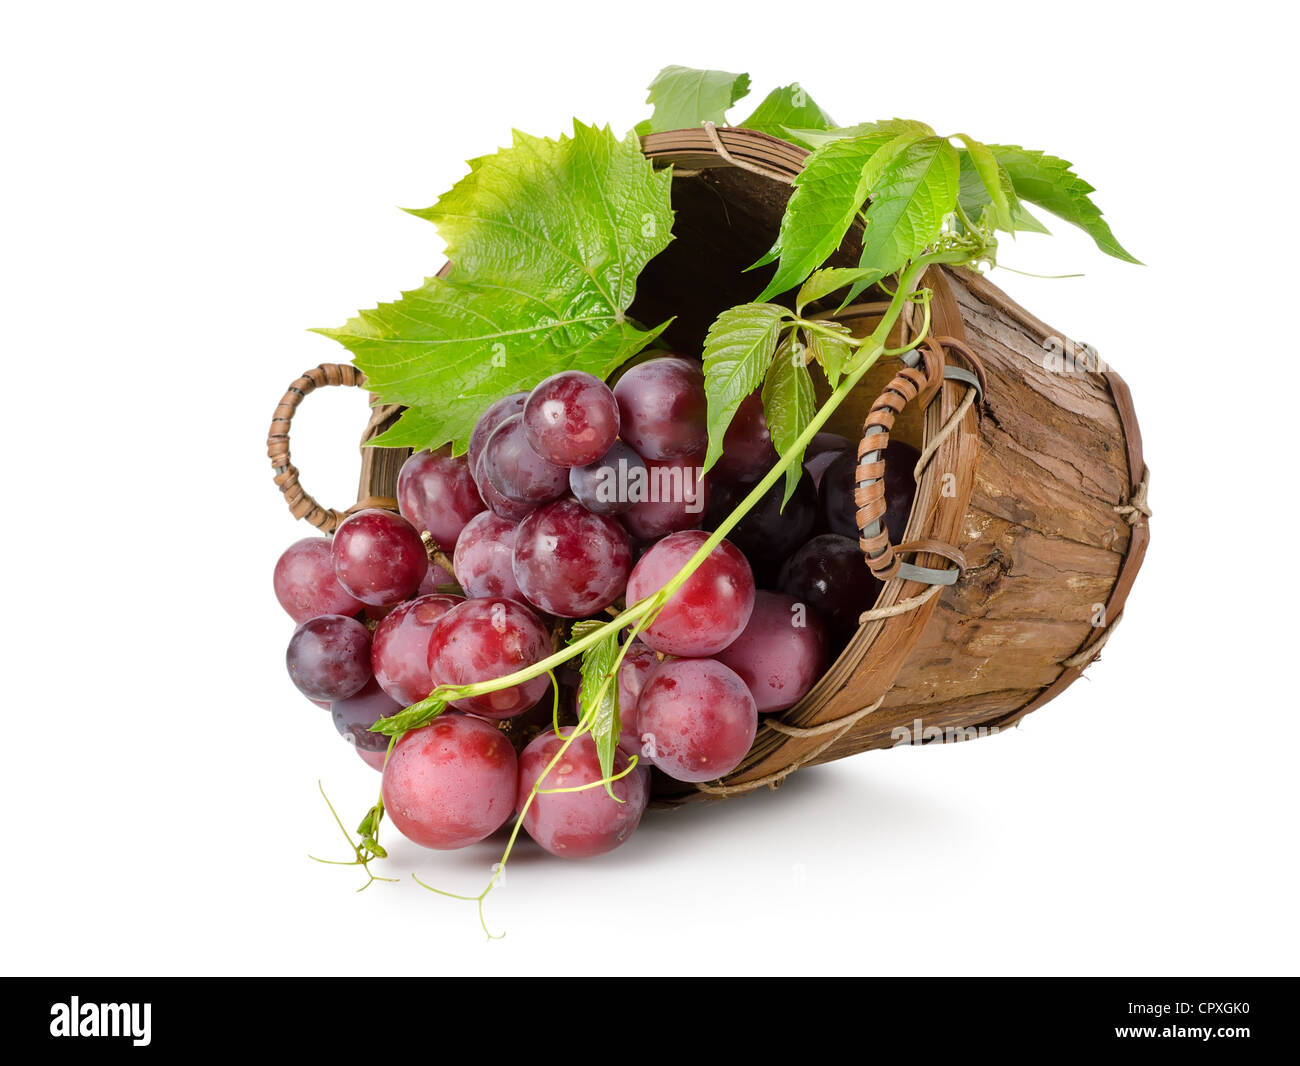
[267,363,368,534]
[854,342,946,582]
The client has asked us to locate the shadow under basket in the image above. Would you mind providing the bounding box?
[267,127,1151,807]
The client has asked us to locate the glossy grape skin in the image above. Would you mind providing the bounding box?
[616,642,660,755]
[568,441,647,516]
[703,472,816,581]
[820,440,920,544]
[523,371,620,467]
[480,413,569,506]
[357,747,387,772]
[620,456,709,541]
[712,390,777,482]
[517,729,648,859]
[382,713,518,850]
[396,449,485,552]
[331,678,401,752]
[806,432,853,460]
[715,591,829,712]
[778,534,883,641]
[453,511,522,601]
[426,598,551,719]
[474,455,537,522]
[468,392,528,475]
[625,530,755,656]
[273,538,365,623]
[513,499,632,617]
[611,356,708,461]
[331,509,428,606]
[636,659,758,783]
[286,614,372,702]
[805,447,848,490]
[371,594,462,706]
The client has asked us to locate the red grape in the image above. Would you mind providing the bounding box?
[513,499,632,617]
[273,537,364,623]
[715,591,829,712]
[331,509,427,606]
[517,729,648,859]
[382,713,518,850]
[778,534,883,641]
[636,659,757,782]
[474,455,536,522]
[371,594,462,706]
[523,370,620,467]
[453,511,522,601]
[468,392,528,475]
[396,449,485,552]
[331,677,400,751]
[286,614,372,702]
[417,559,456,597]
[480,413,568,506]
[426,598,551,719]
[621,456,709,540]
[612,356,707,460]
[357,747,387,772]
[616,642,660,754]
[568,440,647,516]
[712,390,777,481]
[625,530,754,656]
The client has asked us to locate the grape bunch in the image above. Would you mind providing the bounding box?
[273,355,917,862]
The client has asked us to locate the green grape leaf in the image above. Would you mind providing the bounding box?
[807,325,852,388]
[795,266,883,315]
[782,118,935,149]
[957,151,1050,234]
[370,695,447,738]
[316,122,674,452]
[845,135,960,302]
[987,144,1140,262]
[643,66,751,132]
[753,130,904,301]
[700,303,791,474]
[761,340,816,506]
[738,83,834,139]
[954,135,1012,232]
[571,621,623,791]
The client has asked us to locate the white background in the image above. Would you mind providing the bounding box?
[2,0,1296,976]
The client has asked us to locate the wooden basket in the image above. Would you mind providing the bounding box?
[267,127,1151,805]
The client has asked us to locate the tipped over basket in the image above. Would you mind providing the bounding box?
[267,127,1150,806]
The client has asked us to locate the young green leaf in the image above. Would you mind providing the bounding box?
[795,266,883,315]
[370,695,448,737]
[738,83,834,139]
[571,622,623,791]
[761,338,816,505]
[700,303,791,473]
[957,152,1050,234]
[954,135,1012,232]
[317,123,675,453]
[643,66,751,132]
[844,136,960,302]
[807,325,852,388]
[782,118,936,150]
[987,144,1139,262]
[753,130,899,302]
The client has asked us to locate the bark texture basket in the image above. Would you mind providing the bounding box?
[267,127,1150,806]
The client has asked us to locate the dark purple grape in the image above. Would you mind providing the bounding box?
[704,472,816,582]
[712,391,776,482]
[778,534,882,642]
[820,440,920,543]
[480,413,568,506]
[286,614,372,702]
[568,440,647,516]
[523,371,620,467]
[611,356,707,461]
[331,678,401,752]
[621,456,709,540]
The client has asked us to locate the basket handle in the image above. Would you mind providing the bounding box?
[267,363,373,534]
[854,338,981,583]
